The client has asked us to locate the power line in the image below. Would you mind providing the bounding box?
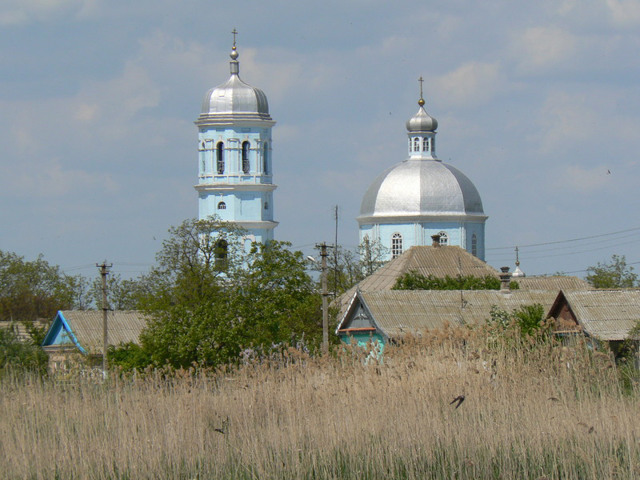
[486,237,640,262]
[487,226,640,251]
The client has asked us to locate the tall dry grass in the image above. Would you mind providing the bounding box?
[2,328,639,479]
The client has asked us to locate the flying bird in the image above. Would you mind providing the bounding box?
[450,395,465,409]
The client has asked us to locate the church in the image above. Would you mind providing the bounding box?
[194,36,487,262]
[194,35,278,248]
[358,82,488,261]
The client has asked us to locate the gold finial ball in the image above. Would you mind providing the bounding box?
[418,98,425,106]
[230,46,239,60]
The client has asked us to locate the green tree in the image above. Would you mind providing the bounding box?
[108,342,152,371]
[317,239,389,298]
[0,326,48,376]
[393,271,502,290]
[138,219,322,369]
[486,303,547,338]
[586,254,637,288]
[358,236,388,277]
[89,273,147,311]
[0,250,82,323]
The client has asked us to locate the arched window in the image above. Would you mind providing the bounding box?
[438,231,448,246]
[215,239,228,270]
[242,141,250,174]
[217,201,226,210]
[216,142,224,174]
[391,233,403,259]
[471,233,477,256]
[423,138,429,152]
[264,201,269,210]
[431,137,435,153]
[263,142,269,174]
[413,137,419,152]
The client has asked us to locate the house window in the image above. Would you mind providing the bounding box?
[471,233,477,256]
[242,141,250,174]
[438,231,448,246]
[423,138,429,152]
[391,233,403,259]
[263,142,269,174]
[216,142,224,174]
[217,201,226,210]
[413,137,419,152]
[215,239,228,270]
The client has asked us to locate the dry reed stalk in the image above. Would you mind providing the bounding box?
[1,329,639,479]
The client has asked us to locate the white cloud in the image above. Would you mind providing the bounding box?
[535,92,596,153]
[0,157,117,198]
[606,0,640,26]
[431,62,504,108]
[555,164,612,192]
[512,26,577,73]
[0,0,97,25]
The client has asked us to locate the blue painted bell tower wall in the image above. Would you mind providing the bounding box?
[196,124,276,244]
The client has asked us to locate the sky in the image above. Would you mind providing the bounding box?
[2,0,640,280]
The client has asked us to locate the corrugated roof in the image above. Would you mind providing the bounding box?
[353,290,559,338]
[58,310,148,354]
[516,276,592,291]
[560,290,640,341]
[334,245,499,318]
[0,320,48,343]
[332,245,589,321]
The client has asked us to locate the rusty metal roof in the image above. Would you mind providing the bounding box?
[340,289,559,338]
[559,290,640,341]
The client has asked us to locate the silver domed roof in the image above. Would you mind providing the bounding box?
[406,103,438,132]
[197,45,273,125]
[358,159,485,221]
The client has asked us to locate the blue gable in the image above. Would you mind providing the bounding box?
[41,311,86,354]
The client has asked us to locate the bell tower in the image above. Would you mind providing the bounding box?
[194,31,278,244]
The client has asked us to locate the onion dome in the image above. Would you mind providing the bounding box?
[197,44,273,125]
[358,159,485,220]
[406,83,438,132]
[512,247,526,277]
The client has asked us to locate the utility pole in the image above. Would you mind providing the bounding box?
[333,205,339,299]
[315,242,334,355]
[97,261,112,378]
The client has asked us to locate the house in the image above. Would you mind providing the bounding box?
[0,319,48,343]
[41,310,148,371]
[337,289,561,349]
[334,245,591,318]
[332,244,592,347]
[547,290,640,359]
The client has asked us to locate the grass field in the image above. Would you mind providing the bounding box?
[2,328,639,479]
